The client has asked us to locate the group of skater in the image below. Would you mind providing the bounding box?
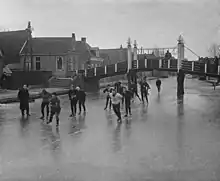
[17,84,86,127]
[103,76,162,123]
[16,77,161,126]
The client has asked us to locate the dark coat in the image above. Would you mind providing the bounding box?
[17,88,29,110]
[130,83,137,92]
[140,81,150,92]
[156,80,161,87]
[50,97,61,113]
[123,90,133,102]
[77,90,86,102]
[68,89,78,101]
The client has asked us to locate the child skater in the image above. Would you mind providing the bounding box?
[47,93,61,127]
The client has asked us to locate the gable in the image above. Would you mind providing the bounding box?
[0,30,28,64]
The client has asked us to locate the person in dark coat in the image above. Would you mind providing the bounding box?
[118,83,125,106]
[103,84,112,110]
[68,85,78,117]
[17,84,30,117]
[114,82,120,93]
[76,86,86,114]
[47,93,61,127]
[40,89,51,120]
[139,77,151,104]
[156,78,162,93]
[123,87,133,117]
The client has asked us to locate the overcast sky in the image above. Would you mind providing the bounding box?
[1,0,219,60]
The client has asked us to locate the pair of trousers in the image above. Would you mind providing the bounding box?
[157,85,161,93]
[20,105,29,116]
[122,95,124,105]
[41,102,49,118]
[105,96,112,109]
[79,100,86,112]
[21,108,29,116]
[141,91,148,103]
[132,90,141,100]
[125,100,131,115]
[70,99,77,115]
[112,103,121,120]
[48,108,61,125]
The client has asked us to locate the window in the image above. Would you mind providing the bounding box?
[56,56,63,70]
[35,57,41,70]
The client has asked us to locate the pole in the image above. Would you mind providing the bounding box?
[127,38,132,90]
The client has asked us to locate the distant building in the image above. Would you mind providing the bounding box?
[20,34,103,77]
[99,46,174,66]
[99,46,127,65]
[0,22,103,78]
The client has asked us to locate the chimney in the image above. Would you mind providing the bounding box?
[72,33,76,41]
[81,37,86,43]
[71,33,76,51]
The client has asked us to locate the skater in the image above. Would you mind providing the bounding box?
[123,87,133,117]
[103,84,112,110]
[17,84,30,117]
[40,89,51,120]
[47,93,61,127]
[140,77,151,104]
[76,86,86,114]
[156,78,162,93]
[68,85,78,117]
[130,80,141,102]
[118,83,125,106]
[109,88,123,123]
[114,82,120,93]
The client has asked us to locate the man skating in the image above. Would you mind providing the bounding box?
[130,81,141,102]
[47,93,61,127]
[17,85,30,117]
[140,77,151,104]
[103,84,112,110]
[40,89,51,120]
[109,89,123,123]
[76,86,86,114]
[68,85,78,117]
[123,87,133,117]
[156,78,162,93]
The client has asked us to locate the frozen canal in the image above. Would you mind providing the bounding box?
[0,77,220,181]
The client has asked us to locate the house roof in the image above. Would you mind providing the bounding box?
[99,48,128,64]
[0,30,28,64]
[20,37,93,55]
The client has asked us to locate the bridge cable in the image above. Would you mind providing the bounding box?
[184,45,200,58]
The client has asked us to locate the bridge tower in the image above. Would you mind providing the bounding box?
[177,35,185,97]
[127,38,137,90]
[132,40,138,84]
[177,35,184,71]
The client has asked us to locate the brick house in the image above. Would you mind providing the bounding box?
[99,45,128,65]
[20,33,103,77]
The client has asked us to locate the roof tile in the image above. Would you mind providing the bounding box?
[0,30,28,64]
